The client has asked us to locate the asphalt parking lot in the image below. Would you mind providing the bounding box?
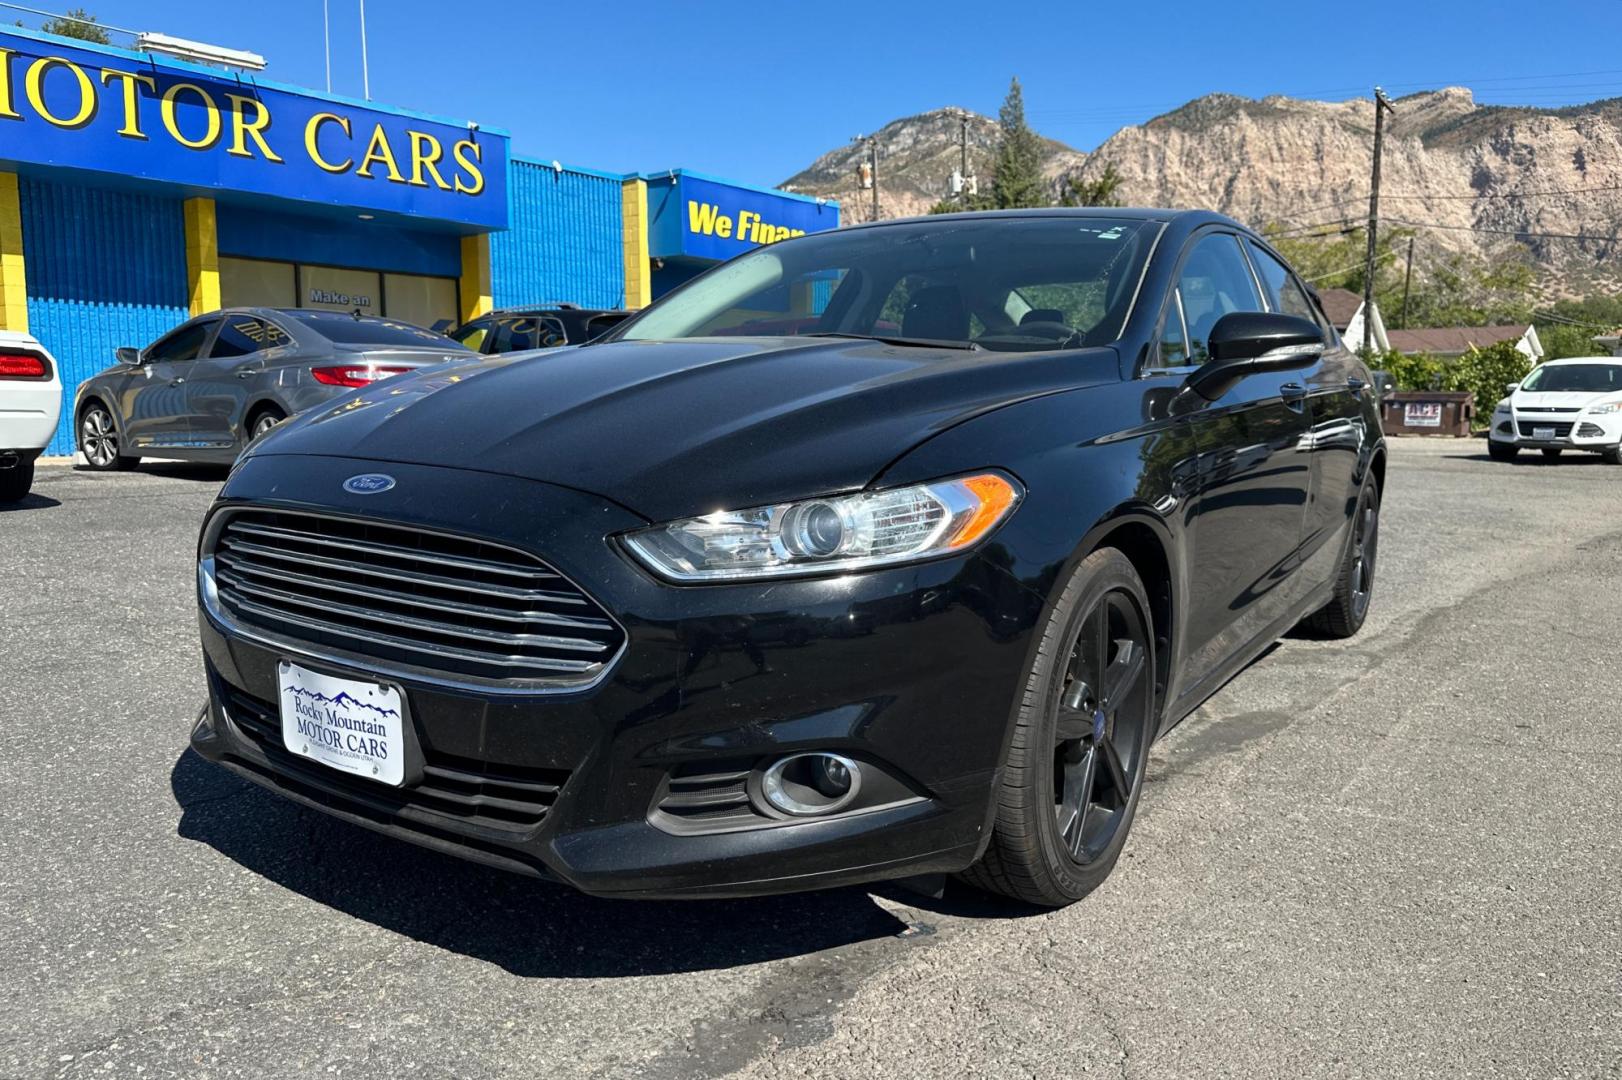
[4,439,1620,1079]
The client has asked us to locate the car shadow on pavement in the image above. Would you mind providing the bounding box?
[0,492,60,511]
[170,749,913,977]
[1444,452,1608,465]
[90,461,233,481]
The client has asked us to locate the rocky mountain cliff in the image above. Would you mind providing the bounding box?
[782,90,1622,285]
[781,108,1083,224]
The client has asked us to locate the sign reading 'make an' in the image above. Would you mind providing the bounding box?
[0,28,509,228]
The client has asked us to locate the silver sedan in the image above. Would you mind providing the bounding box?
[73,308,477,469]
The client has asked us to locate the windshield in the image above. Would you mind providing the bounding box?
[1521,363,1622,393]
[289,311,453,347]
[616,216,1161,352]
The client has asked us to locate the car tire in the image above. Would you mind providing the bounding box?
[1541,448,1562,460]
[1488,441,1519,462]
[248,408,285,442]
[0,457,33,502]
[1303,475,1381,639]
[1603,443,1622,465]
[959,547,1156,908]
[78,402,139,471]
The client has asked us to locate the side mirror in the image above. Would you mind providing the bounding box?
[1505,382,1520,393]
[1181,312,1324,402]
[429,318,454,334]
[115,347,140,366]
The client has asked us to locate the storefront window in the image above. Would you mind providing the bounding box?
[384,273,458,330]
[302,265,382,315]
[220,258,296,309]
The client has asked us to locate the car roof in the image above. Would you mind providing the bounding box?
[484,306,629,318]
[836,206,1240,233]
[1539,355,1622,366]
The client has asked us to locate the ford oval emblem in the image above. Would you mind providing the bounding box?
[343,473,396,495]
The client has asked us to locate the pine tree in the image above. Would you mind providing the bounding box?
[990,78,1047,210]
[41,9,109,43]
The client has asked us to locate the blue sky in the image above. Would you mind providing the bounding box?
[38,0,1621,186]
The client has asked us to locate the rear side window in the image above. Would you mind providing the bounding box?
[209,317,290,358]
[1176,234,1264,364]
[145,320,215,364]
[1245,240,1319,324]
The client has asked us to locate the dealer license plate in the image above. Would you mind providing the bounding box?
[1534,426,1557,440]
[277,660,405,786]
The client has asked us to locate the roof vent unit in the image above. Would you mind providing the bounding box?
[134,32,266,72]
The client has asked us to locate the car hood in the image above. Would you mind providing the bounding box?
[254,337,1119,521]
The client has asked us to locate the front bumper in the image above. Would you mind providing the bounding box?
[190,455,1040,898]
[1488,410,1622,449]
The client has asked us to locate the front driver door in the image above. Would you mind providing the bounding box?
[1170,232,1313,690]
[121,319,215,452]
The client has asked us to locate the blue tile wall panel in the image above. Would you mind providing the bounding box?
[492,161,623,310]
[21,176,189,456]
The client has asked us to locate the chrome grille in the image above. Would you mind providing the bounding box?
[209,510,624,686]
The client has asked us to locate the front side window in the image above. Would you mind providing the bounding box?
[1245,240,1318,323]
[1175,234,1264,364]
[450,317,493,352]
[145,320,216,364]
[615,217,1161,353]
[1157,291,1190,369]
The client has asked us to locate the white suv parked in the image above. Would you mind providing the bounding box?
[0,329,62,501]
[1488,356,1622,463]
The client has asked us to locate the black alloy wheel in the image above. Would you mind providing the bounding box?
[79,403,137,471]
[1053,590,1152,866]
[1304,475,1380,638]
[962,547,1156,907]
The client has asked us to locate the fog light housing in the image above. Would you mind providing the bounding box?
[759,752,863,817]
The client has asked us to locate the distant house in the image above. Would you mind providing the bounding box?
[1589,330,1622,357]
[1386,325,1544,362]
[1312,287,1391,353]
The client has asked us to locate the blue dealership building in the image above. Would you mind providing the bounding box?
[0,25,839,455]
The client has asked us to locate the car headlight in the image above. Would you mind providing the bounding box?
[622,472,1022,582]
[1494,400,1511,414]
[1587,401,1622,415]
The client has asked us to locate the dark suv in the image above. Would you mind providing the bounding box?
[446,305,631,354]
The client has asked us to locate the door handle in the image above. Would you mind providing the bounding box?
[1280,382,1307,410]
[1347,377,1367,396]
[169,377,186,386]
[236,370,256,379]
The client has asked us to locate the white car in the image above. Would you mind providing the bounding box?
[0,329,62,502]
[1488,356,1622,463]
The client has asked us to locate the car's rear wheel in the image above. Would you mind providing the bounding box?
[960,547,1155,907]
[1303,475,1380,639]
[1541,448,1563,460]
[78,402,138,471]
[248,407,285,442]
[0,457,33,502]
[1488,441,1518,462]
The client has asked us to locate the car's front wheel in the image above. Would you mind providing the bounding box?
[1488,441,1519,462]
[960,547,1156,907]
[78,402,138,471]
[1603,443,1622,465]
[1303,474,1380,639]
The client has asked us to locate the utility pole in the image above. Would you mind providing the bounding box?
[322,0,332,93]
[359,0,371,100]
[1400,234,1415,330]
[959,111,969,187]
[1362,87,1395,355]
[854,134,879,222]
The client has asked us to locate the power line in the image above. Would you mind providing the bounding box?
[1383,218,1622,242]
[1301,249,1397,284]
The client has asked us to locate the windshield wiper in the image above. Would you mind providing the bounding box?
[801,332,982,352]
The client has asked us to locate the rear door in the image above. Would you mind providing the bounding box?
[122,319,215,452]
[1163,232,1313,689]
[1245,238,1363,589]
[186,315,292,451]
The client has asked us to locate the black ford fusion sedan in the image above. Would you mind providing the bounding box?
[191,208,1384,907]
